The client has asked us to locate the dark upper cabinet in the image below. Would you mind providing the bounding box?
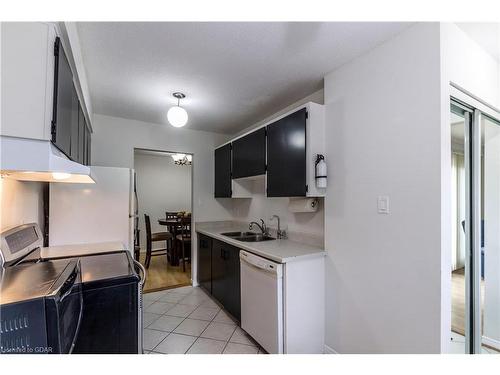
[232,127,266,179]
[86,126,91,166]
[77,105,85,164]
[69,92,79,161]
[52,38,74,158]
[267,108,307,197]
[52,37,91,166]
[198,234,212,294]
[211,239,240,321]
[214,144,232,198]
[82,118,91,166]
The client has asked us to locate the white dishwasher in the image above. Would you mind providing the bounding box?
[240,250,284,354]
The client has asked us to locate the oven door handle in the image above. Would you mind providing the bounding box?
[134,260,146,291]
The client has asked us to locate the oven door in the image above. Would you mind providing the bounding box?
[46,262,83,354]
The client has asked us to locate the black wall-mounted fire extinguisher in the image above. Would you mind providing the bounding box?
[315,154,327,188]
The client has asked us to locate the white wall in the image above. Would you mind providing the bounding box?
[134,151,192,249]
[323,23,443,353]
[91,113,233,283]
[441,23,500,108]
[0,178,45,232]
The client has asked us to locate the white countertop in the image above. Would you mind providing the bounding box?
[195,221,325,264]
[41,241,126,259]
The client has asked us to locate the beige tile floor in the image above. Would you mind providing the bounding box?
[142,285,265,354]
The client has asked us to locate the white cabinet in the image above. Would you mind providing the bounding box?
[1,22,56,141]
[283,255,325,353]
[304,102,326,198]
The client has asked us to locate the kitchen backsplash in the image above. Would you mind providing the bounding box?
[0,178,45,232]
[230,179,324,247]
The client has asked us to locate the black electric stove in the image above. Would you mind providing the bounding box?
[0,258,82,354]
[0,223,143,354]
[71,252,141,354]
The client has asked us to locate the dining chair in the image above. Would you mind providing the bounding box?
[175,216,192,272]
[133,228,140,261]
[165,211,179,220]
[144,214,172,268]
[164,211,182,263]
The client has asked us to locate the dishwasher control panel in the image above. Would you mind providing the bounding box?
[239,250,282,276]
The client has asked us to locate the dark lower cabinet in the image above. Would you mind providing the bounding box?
[214,144,232,198]
[198,234,212,293]
[266,108,307,197]
[73,281,138,354]
[198,236,240,321]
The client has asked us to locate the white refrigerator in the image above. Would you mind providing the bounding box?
[49,166,137,250]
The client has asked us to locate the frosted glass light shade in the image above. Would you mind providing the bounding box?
[167,106,188,127]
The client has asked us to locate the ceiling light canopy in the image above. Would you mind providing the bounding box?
[167,92,188,127]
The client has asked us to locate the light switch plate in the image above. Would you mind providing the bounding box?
[377,196,389,214]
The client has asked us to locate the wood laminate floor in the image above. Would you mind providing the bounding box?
[139,252,191,293]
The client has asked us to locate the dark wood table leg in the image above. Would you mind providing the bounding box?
[171,224,179,266]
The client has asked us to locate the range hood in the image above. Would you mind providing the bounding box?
[0,136,95,183]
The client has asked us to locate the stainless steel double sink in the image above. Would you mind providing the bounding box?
[221,231,275,242]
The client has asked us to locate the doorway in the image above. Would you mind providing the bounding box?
[449,94,500,354]
[133,148,193,292]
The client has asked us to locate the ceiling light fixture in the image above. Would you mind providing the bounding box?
[171,153,192,166]
[167,92,188,128]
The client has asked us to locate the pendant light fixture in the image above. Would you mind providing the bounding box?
[167,92,188,128]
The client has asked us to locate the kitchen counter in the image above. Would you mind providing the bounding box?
[195,221,325,263]
[41,241,126,259]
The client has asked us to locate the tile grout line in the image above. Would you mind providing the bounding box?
[148,291,194,352]
[145,287,252,354]
[184,295,225,353]
[148,290,211,353]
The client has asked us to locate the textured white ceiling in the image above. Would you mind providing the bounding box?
[77,22,411,134]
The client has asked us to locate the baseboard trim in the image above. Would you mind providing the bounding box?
[482,335,500,351]
[324,344,338,354]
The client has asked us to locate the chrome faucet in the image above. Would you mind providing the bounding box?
[270,215,286,239]
[249,219,269,236]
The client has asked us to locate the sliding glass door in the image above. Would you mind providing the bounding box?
[480,115,500,354]
[450,102,472,353]
[450,96,500,354]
